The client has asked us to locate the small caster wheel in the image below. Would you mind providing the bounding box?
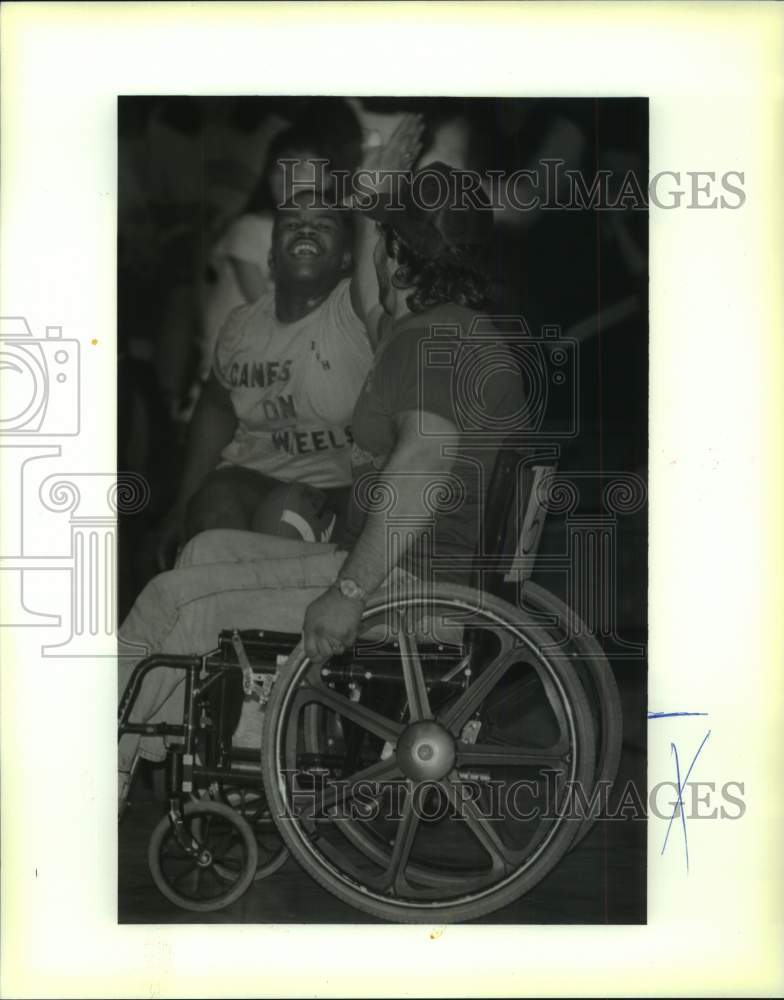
[148,800,258,912]
[215,787,289,881]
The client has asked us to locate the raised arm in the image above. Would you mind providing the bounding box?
[349,113,425,343]
[348,214,388,345]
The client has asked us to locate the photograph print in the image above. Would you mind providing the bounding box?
[116,94,648,925]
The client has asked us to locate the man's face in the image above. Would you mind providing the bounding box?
[271,198,351,290]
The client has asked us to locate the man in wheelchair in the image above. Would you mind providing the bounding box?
[120,115,519,784]
[119,118,618,921]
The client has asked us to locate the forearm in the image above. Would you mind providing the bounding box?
[349,212,383,330]
[348,112,425,336]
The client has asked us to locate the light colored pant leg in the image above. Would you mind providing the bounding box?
[177,529,339,569]
[118,543,346,773]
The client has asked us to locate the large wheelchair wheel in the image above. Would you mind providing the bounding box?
[262,583,596,923]
[148,800,258,912]
[521,582,623,846]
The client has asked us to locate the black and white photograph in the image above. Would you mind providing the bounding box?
[116,94,648,924]
[2,3,782,996]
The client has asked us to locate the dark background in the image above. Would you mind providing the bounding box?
[117,96,648,924]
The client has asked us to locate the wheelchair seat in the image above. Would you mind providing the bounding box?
[119,439,622,921]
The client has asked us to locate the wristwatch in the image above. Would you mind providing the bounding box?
[334,577,368,602]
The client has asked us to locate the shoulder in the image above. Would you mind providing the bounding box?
[230,289,275,324]
[384,304,482,362]
[307,278,354,321]
[325,277,353,308]
[316,278,369,344]
[397,303,481,337]
[217,292,275,346]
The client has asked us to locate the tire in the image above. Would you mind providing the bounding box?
[262,583,596,923]
[211,785,289,881]
[148,800,258,912]
[522,582,623,846]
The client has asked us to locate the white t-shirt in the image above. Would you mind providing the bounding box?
[201,212,275,379]
[213,278,372,488]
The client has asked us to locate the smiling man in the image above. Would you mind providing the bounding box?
[119,116,524,802]
[157,191,374,565]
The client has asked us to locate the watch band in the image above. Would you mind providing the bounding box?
[334,577,367,602]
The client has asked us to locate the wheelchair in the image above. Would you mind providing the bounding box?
[118,445,623,923]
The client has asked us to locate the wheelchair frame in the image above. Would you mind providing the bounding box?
[118,446,623,921]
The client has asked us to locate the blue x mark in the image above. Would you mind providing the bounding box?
[661,729,712,871]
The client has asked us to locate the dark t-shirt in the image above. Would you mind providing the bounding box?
[339,303,524,582]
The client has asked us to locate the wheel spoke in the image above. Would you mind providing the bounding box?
[309,756,403,818]
[330,813,483,891]
[380,781,420,894]
[440,648,520,735]
[214,854,242,872]
[209,827,239,864]
[443,779,527,875]
[212,840,243,868]
[456,739,569,770]
[396,614,431,721]
[169,860,198,888]
[303,684,404,745]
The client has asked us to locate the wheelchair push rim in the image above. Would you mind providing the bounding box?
[262,583,597,923]
[521,581,623,847]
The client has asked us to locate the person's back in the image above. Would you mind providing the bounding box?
[343,303,523,582]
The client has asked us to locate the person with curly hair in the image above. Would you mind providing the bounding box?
[118,124,524,801]
[302,159,523,658]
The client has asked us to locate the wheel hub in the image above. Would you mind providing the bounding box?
[395,720,455,781]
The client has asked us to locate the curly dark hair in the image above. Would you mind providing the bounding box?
[382,224,492,314]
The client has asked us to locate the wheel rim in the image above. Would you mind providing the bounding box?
[151,802,257,909]
[520,581,623,843]
[268,591,591,915]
